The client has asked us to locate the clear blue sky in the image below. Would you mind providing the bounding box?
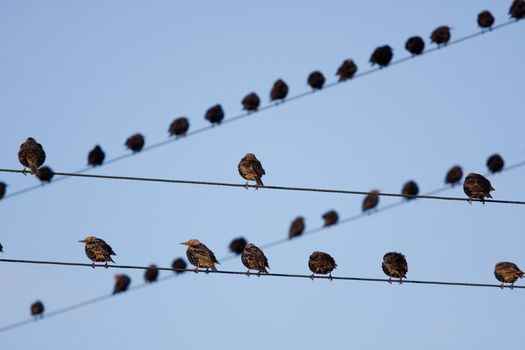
[1,1,524,349]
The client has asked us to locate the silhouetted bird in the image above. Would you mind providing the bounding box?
[494,262,524,289]
[289,216,305,239]
[172,257,187,274]
[463,172,494,203]
[31,300,45,319]
[79,236,116,268]
[113,274,131,294]
[36,166,54,183]
[382,252,408,284]
[336,59,358,81]
[362,189,380,212]
[125,133,145,153]
[144,264,159,283]
[241,243,269,276]
[181,239,219,273]
[370,45,393,67]
[445,165,463,186]
[242,92,260,111]
[431,26,451,46]
[87,145,105,167]
[401,181,419,200]
[229,237,248,255]
[405,36,425,55]
[0,182,7,200]
[169,117,190,137]
[238,153,265,189]
[307,70,325,90]
[270,79,288,102]
[308,251,337,280]
[205,104,224,125]
[486,153,504,173]
[18,137,46,175]
[322,210,339,227]
[509,0,525,19]
[478,10,495,29]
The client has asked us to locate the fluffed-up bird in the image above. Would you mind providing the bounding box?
[486,153,504,173]
[205,104,224,125]
[478,10,495,29]
[87,145,105,167]
[382,252,408,284]
[289,216,305,239]
[113,274,131,294]
[31,300,45,319]
[169,117,190,137]
[242,92,260,111]
[125,133,145,153]
[0,182,7,200]
[445,165,463,186]
[270,79,288,102]
[79,236,116,268]
[36,166,54,183]
[181,239,219,273]
[229,237,248,255]
[401,180,419,200]
[308,251,337,280]
[494,262,524,289]
[370,45,393,67]
[509,0,525,19]
[307,70,325,90]
[363,190,380,212]
[241,243,269,276]
[322,210,339,227]
[336,59,358,81]
[405,36,425,55]
[18,137,46,175]
[238,153,265,189]
[172,257,187,274]
[463,172,494,203]
[144,264,159,283]
[431,26,451,46]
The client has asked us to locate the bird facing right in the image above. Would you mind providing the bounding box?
[238,153,265,189]
[336,59,358,81]
[31,300,45,319]
[79,236,116,268]
[241,243,270,276]
[382,252,408,284]
[463,172,494,203]
[181,239,219,273]
[18,137,46,175]
[494,262,524,289]
[308,251,337,280]
[430,26,451,46]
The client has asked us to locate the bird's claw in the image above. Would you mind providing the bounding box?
[245,271,251,277]
[310,274,315,281]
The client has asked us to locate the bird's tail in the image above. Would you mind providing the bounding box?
[29,161,38,175]
[256,177,264,188]
[210,264,217,272]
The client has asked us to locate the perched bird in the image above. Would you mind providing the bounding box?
[289,216,305,239]
[171,257,187,274]
[36,166,54,183]
[362,189,380,212]
[242,92,260,111]
[181,239,219,273]
[241,243,270,276]
[229,237,248,255]
[431,26,451,46]
[238,153,265,189]
[463,172,494,203]
[87,145,105,167]
[336,59,358,81]
[478,10,495,30]
[307,70,325,90]
[370,45,393,67]
[322,210,339,227]
[169,117,190,137]
[486,153,504,173]
[0,242,3,253]
[18,137,46,175]
[509,0,525,19]
[144,264,159,283]
[401,180,419,200]
[445,165,463,186]
[79,236,116,268]
[308,251,337,280]
[382,252,408,284]
[113,274,131,294]
[494,262,524,289]
[405,36,425,55]
[0,182,7,200]
[125,133,145,153]
[31,300,45,319]
[270,79,289,102]
[205,104,224,125]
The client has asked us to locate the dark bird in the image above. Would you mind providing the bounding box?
[87,145,105,167]
[289,216,305,239]
[144,264,159,283]
[308,251,337,280]
[0,182,7,200]
[509,0,525,19]
[238,153,265,189]
[322,210,338,227]
[401,180,419,200]
[113,274,131,294]
[494,262,524,289]
[307,70,325,90]
[382,252,408,284]
[229,237,248,255]
[169,117,190,137]
[36,166,54,183]
[405,36,425,55]
[79,236,116,268]
[18,137,46,175]
[463,172,494,203]
[445,165,463,186]
[486,153,504,173]
[0,242,3,253]
[430,26,451,46]
[205,104,224,125]
[181,239,219,273]
[478,10,495,30]
[242,92,260,111]
[172,257,187,274]
[241,243,269,276]
[370,45,393,67]
[270,79,288,102]
[125,133,145,153]
[362,189,380,212]
[31,300,45,319]
[336,59,358,81]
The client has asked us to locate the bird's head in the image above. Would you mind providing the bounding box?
[244,153,256,160]
[180,239,201,247]
[26,137,36,143]
[244,243,255,250]
[78,236,97,243]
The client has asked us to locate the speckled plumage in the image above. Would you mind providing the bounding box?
[289,216,305,239]
[308,251,337,279]
[382,252,408,284]
[445,165,463,186]
[270,79,288,102]
[182,239,219,272]
[463,172,494,203]
[401,180,419,200]
[169,117,190,137]
[242,92,260,111]
[486,153,504,173]
[241,243,269,275]
[31,300,45,318]
[362,190,380,212]
[205,104,224,125]
[238,153,265,188]
[478,10,495,29]
[229,237,248,255]
[172,257,187,274]
[431,26,451,46]
[307,70,325,90]
[322,210,339,227]
[370,45,393,67]
[79,236,116,267]
[113,274,131,294]
[336,59,358,81]
[494,262,524,288]
[405,36,425,55]
[18,137,46,175]
[36,166,54,183]
[144,264,159,283]
[125,133,145,153]
[88,145,105,167]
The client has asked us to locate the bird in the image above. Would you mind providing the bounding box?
[36,166,54,183]
[509,0,525,19]
[229,237,248,255]
[430,26,451,46]
[242,92,260,111]
[369,45,393,67]
[486,153,504,173]
[31,300,45,319]
[238,153,265,189]
[144,264,159,283]
[87,145,105,167]
[445,165,463,186]
[463,172,494,203]
[405,36,425,55]
[78,236,116,268]
[0,182,7,200]
[382,252,408,284]
[270,79,288,102]
[478,10,495,30]
[18,137,46,175]
[172,257,187,274]
[0,242,3,253]
[205,104,225,125]
[125,133,145,153]
[401,180,419,200]
[322,210,339,227]
[362,189,380,212]
[336,59,358,81]
[181,239,219,273]
[169,117,190,137]
[289,216,305,239]
[494,262,524,289]
[113,274,131,294]
[307,70,325,90]
[241,243,270,276]
[308,251,337,280]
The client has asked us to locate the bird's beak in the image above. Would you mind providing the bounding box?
[78,240,85,243]
[180,242,186,245]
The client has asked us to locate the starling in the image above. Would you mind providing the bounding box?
[205,104,224,125]
[494,262,524,289]
[336,59,358,81]
[362,189,380,212]
[509,0,525,19]
[322,210,339,227]
[486,153,504,173]
[144,264,159,283]
[31,300,45,319]
[463,172,494,203]
[307,70,325,90]
[181,239,219,273]
[171,257,187,274]
[430,26,451,46]
[79,236,116,268]
[241,243,270,276]
[169,117,190,137]
[36,166,54,183]
[238,153,265,189]
[270,79,288,102]
[18,137,46,175]
[405,36,425,55]
[401,180,419,200]
[308,251,337,280]
[113,274,131,294]
[370,45,393,67]
[0,182,7,200]
[229,237,248,255]
[87,145,105,167]
[289,216,305,239]
[478,10,495,30]
[445,165,463,186]
[125,133,145,153]
[242,92,260,112]
[382,252,408,284]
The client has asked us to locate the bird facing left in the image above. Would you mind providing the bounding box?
[79,236,116,268]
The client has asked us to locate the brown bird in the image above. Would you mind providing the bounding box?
[18,137,46,175]
[181,239,219,273]
[113,274,131,294]
[478,10,495,30]
[172,257,187,274]
[322,210,339,227]
[79,236,116,268]
[31,300,45,319]
[431,26,451,46]
[401,180,419,200]
[241,243,270,276]
[289,216,305,239]
[169,117,190,137]
[370,45,393,67]
[270,79,288,102]
[144,264,159,283]
[229,237,248,255]
[486,153,504,173]
[405,36,425,55]
[0,182,7,200]
[205,104,224,125]
[362,189,380,213]
[125,133,145,153]
[87,145,105,167]
[242,92,260,111]
[382,252,408,284]
[336,59,358,81]
[238,153,265,189]
[308,251,337,280]
[463,172,494,203]
[494,262,524,289]
[445,165,463,186]
[307,70,325,90]
[509,0,525,19]
[36,166,54,183]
